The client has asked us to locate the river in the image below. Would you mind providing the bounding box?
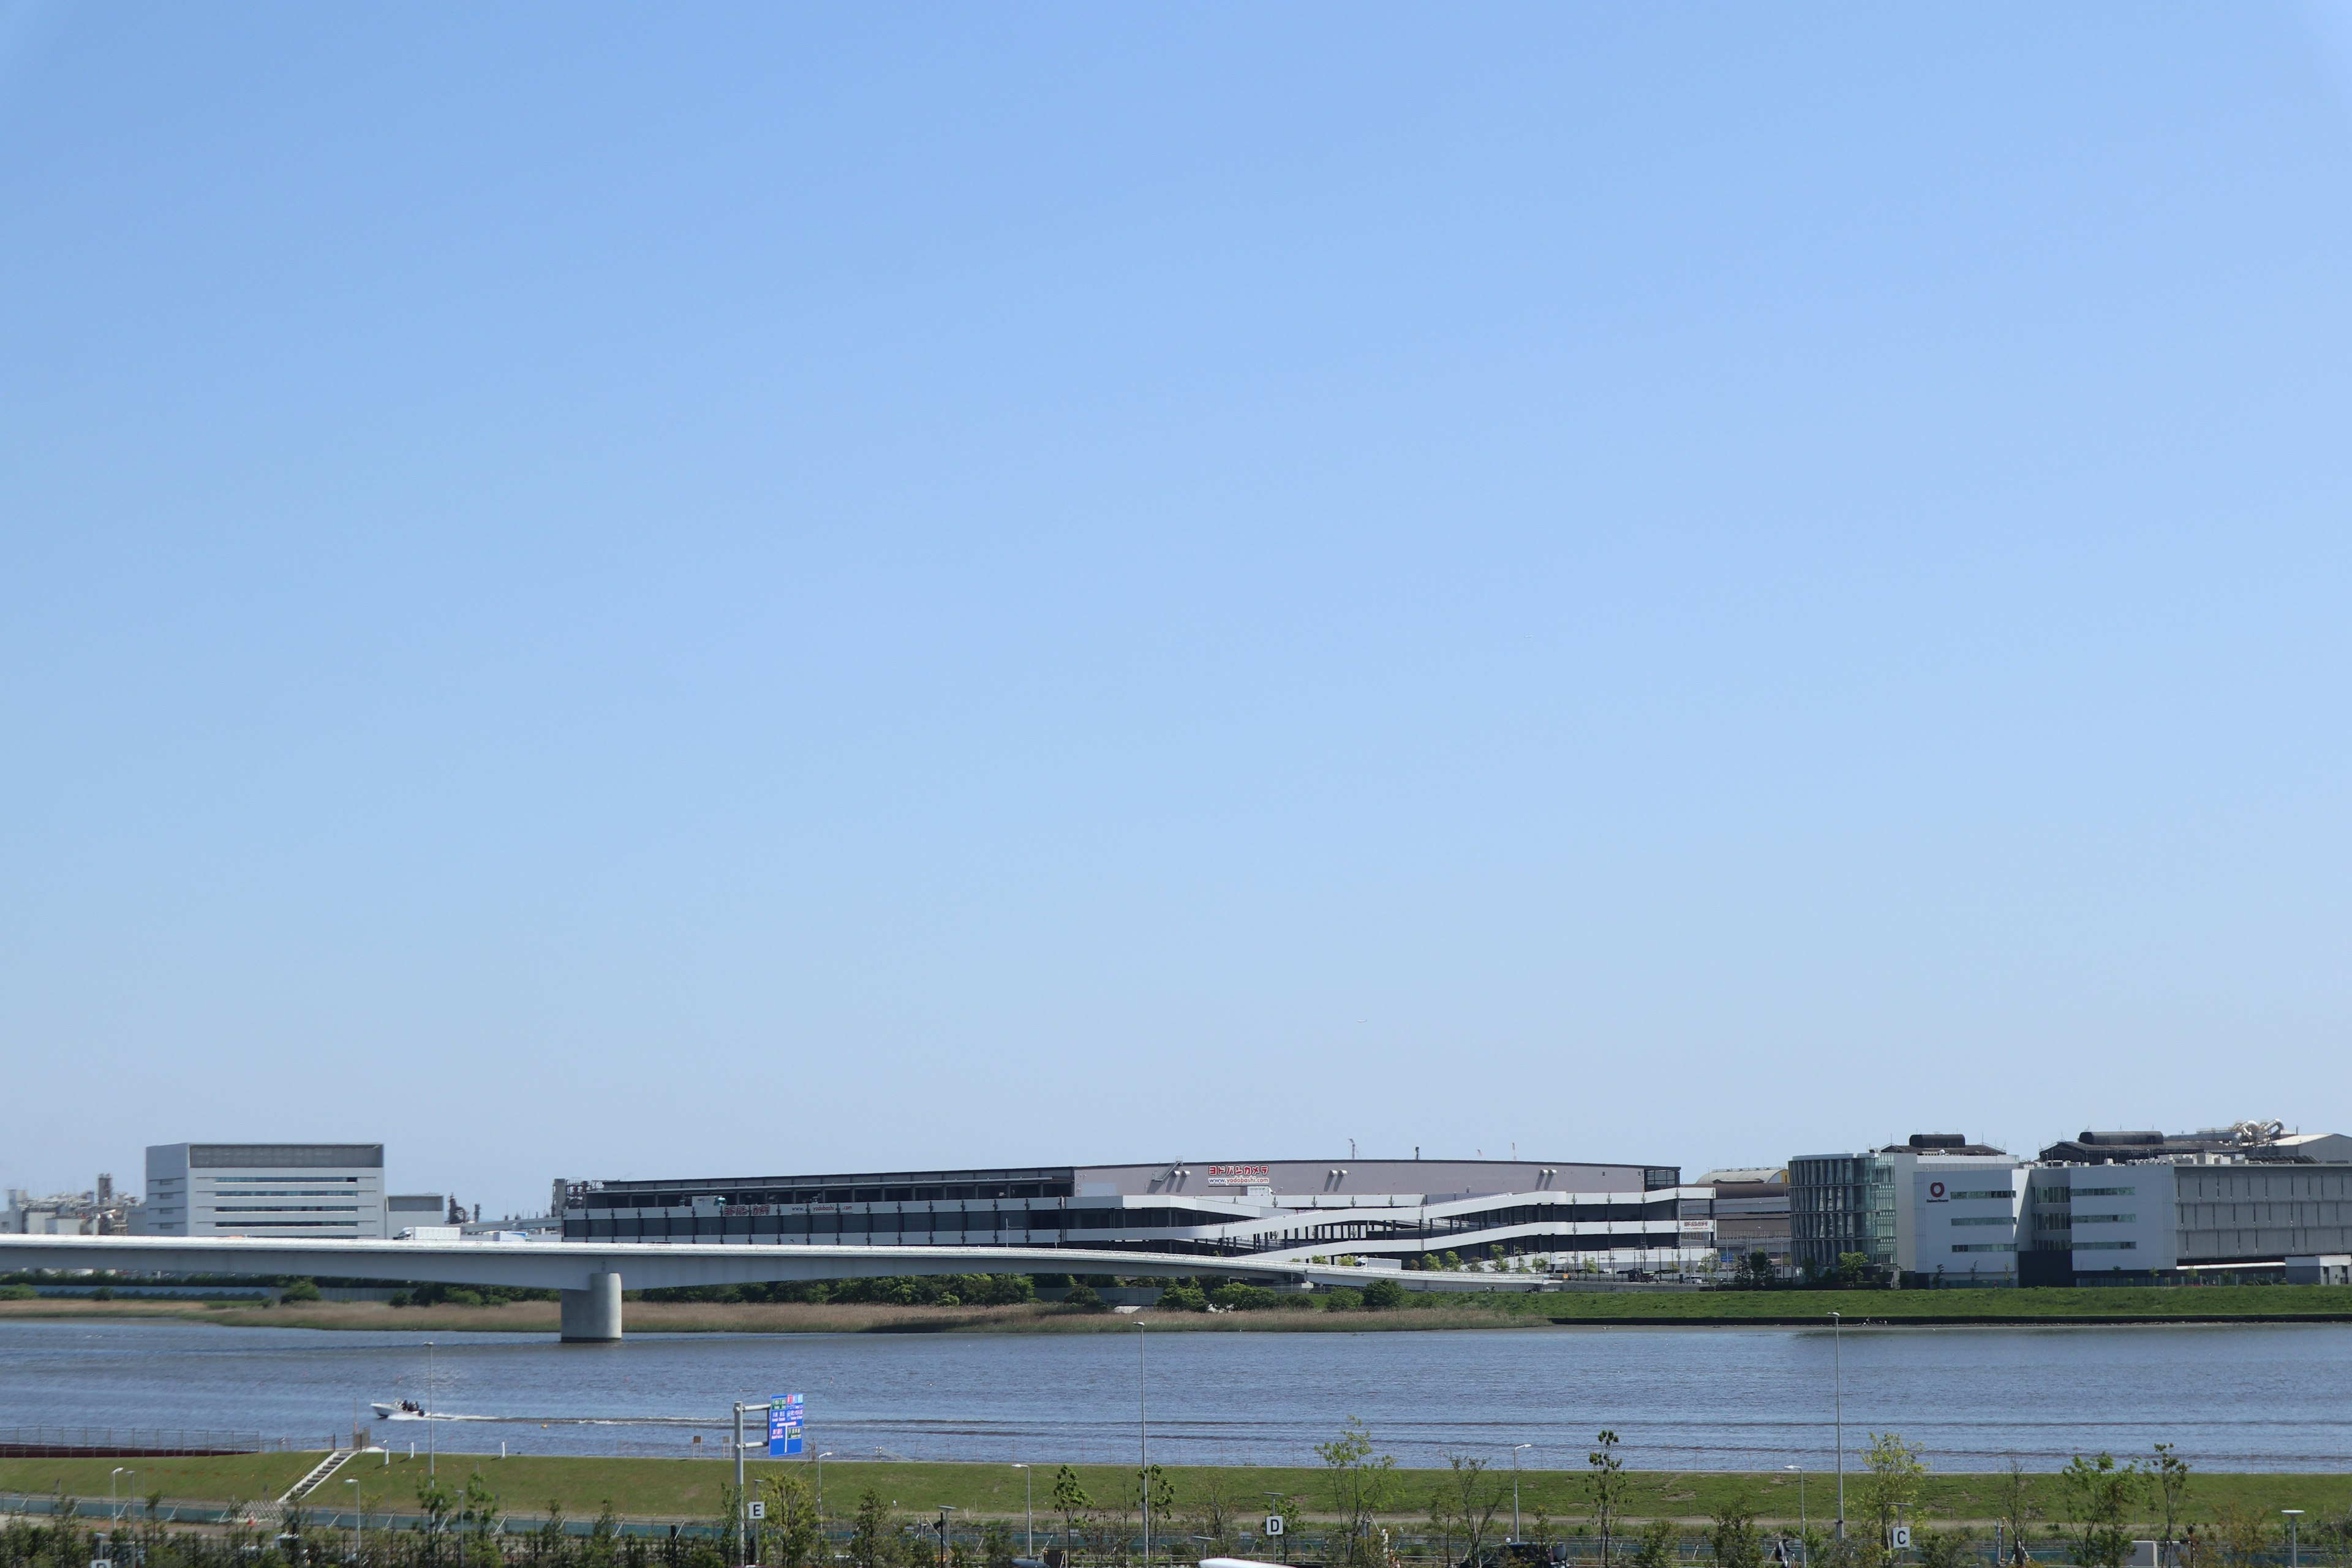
[2,1320,2345,1472]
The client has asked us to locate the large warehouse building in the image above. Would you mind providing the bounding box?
[563,1156,1713,1270]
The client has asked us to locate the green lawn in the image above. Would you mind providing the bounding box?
[27,1453,2343,1528]
[0,1452,317,1506]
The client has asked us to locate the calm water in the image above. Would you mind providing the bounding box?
[1,1320,2346,1472]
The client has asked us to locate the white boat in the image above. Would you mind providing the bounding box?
[371,1400,430,1420]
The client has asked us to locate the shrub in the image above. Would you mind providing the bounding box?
[280,1278,323,1302]
[1319,1287,1365,1311]
[1158,1281,1208,1312]
[1063,1283,1104,1309]
[0,1284,33,1301]
[1362,1278,1406,1311]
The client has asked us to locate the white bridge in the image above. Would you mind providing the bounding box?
[0,1234,1536,1340]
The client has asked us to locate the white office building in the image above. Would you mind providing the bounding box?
[1798,1126,2352,1287]
[137,1144,387,1238]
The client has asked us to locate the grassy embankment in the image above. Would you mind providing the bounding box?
[4,1284,2351,1335]
[3,1454,2348,1526]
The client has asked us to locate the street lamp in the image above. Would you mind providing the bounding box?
[111,1468,129,1528]
[1511,1446,1532,1542]
[1828,1313,1844,1540]
[347,1477,363,1562]
[813,1453,834,1521]
[2283,1512,2303,1568]
[1011,1465,1034,1555]
[425,1341,437,1479]
[1785,1465,1804,1559]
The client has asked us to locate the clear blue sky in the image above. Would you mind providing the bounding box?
[4,6,2349,1216]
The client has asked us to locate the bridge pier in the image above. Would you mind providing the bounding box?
[559,1270,622,1341]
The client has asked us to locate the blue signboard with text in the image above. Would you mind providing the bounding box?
[767,1393,804,1457]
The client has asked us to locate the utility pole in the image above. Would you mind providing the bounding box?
[936,1507,959,1568]
[1511,1445,1531,1541]
[1829,1314,1844,1540]
[1139,1325,1151,1568]
[1012,1464,1033,1555]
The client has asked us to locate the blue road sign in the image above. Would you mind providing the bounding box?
[767,1393,804,1457]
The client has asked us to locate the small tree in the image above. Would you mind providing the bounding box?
[1589,1431,1628,1567]
[1317,1417,1398,1568]
[2057,1455,2139,1568]
[2209,1502,2271,1568]
[586,1501,620,1568]
[1427,1477,1460,1568]
[1914,1526,1975,1568]
[1629,1520,1680,1568]
[1441,1456,1504,1568]
[2149,1446,2191,1564]
[459,1471,503,1568]
[851,1487,897,1568]
[764,1469,826,1568]
[1136,1465,1176,1566]
[1053,1468,1096,1564]
[1712,1499,1764,1568]
[1994,1460,2039,1566]
[1855,1435,1925,1568]
[2310,1501,2352,1568]
[1187,1471,1245,1562]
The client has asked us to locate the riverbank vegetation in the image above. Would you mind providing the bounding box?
[4,1276,2351,1335]
[6,1446,2350,1534]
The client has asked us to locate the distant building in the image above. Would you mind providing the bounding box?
[2036,1122,2352,1166]
[3,1177,140,1235]
[1794,1121,2352,1287]
[1789,1134,2020,1282]
[2022,1124,2352,1286]
[138,1144,386,1238]
[1695,1167,1791,1267]
[564,1156,1713,1272]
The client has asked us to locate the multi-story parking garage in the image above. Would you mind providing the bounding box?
[562,1156,1714,1270]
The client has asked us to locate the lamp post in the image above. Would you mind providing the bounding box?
[2283,1512,2303,1568]
[1138,1324,1152,1568]
[1828,1313,1844,1540]
[1012,1465,1033,1555]
[426,1341,437,1479]
[1785,1464,1804,1561]
[1511,1446,1531,1542]
[347,1477,363,1562]
[813,1452,833,1521]
[111,1468,128,1528]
